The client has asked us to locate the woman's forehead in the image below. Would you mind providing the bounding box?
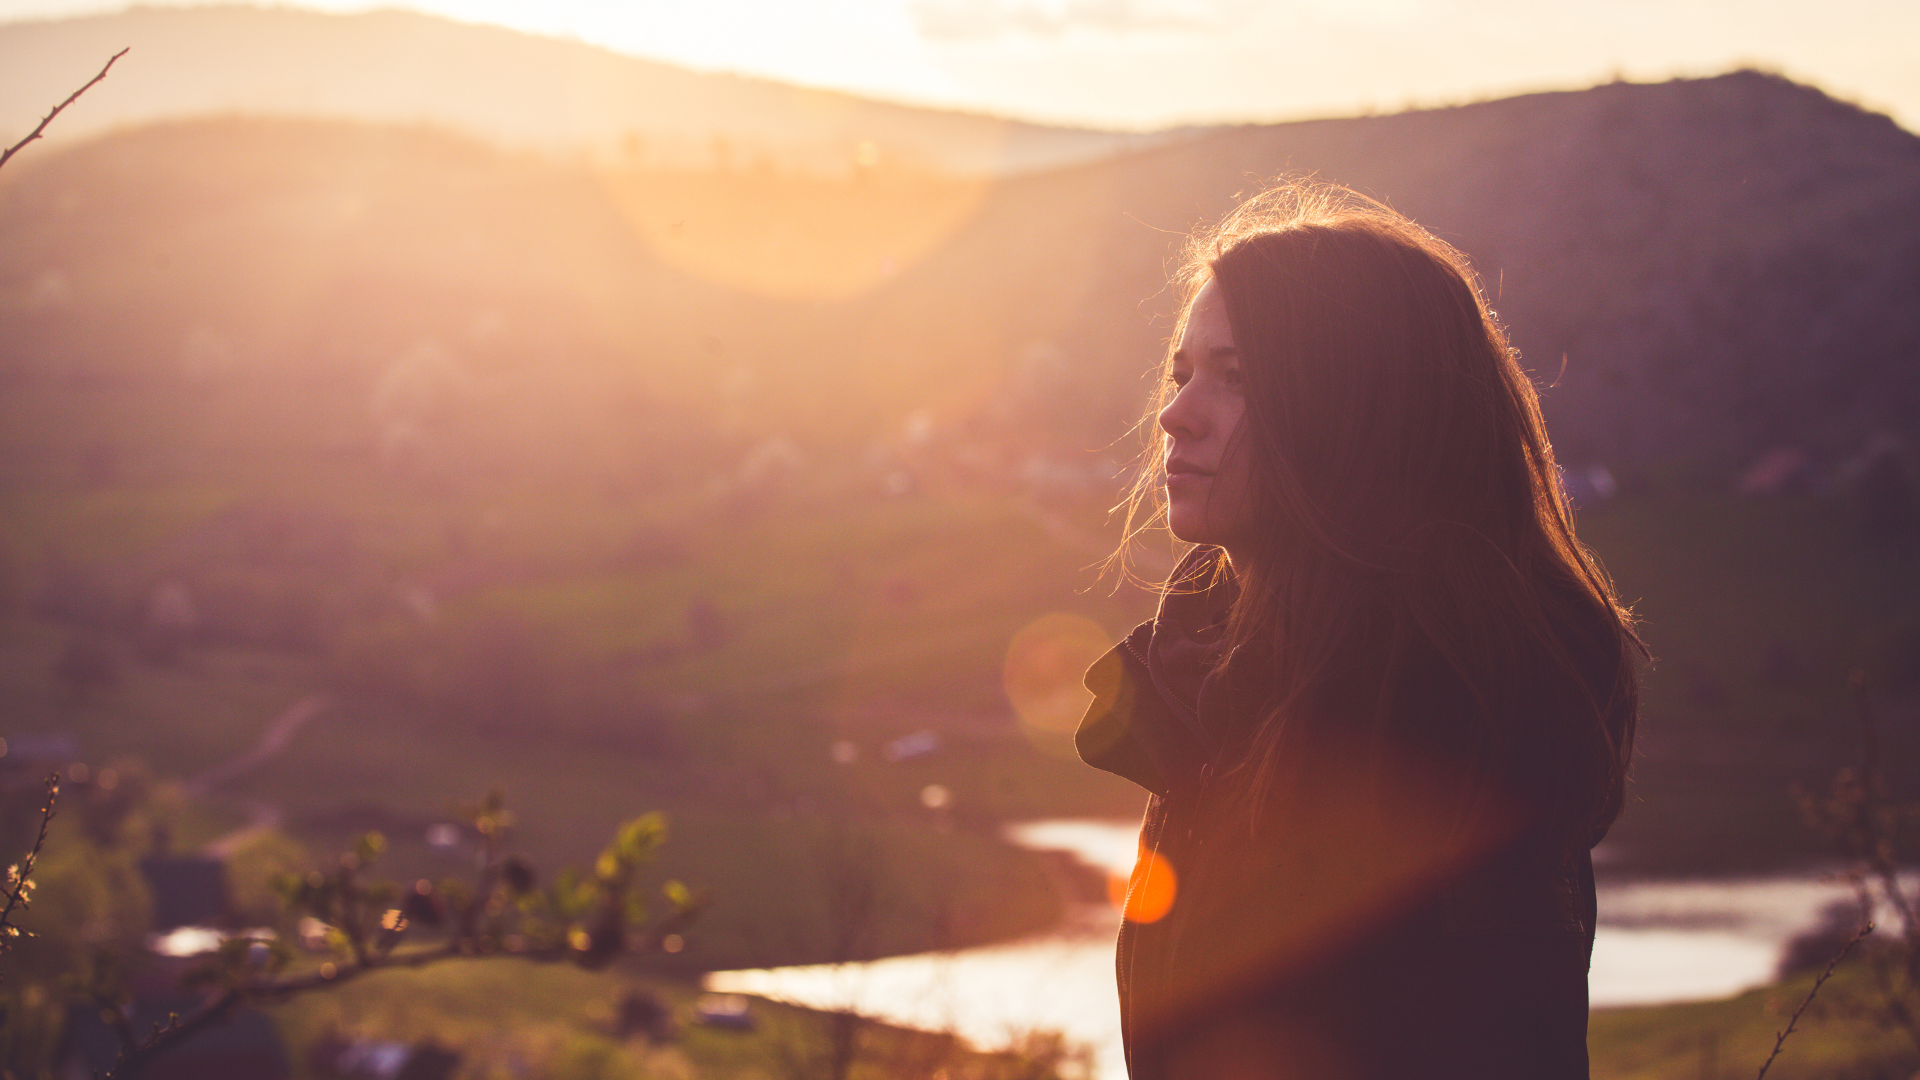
[1178,279,1236,357]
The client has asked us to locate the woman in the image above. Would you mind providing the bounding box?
[1077,183,1642,1079]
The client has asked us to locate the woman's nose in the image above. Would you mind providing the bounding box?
[1159,388,1204,441]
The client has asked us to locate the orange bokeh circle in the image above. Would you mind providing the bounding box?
[1110,846,1177,924]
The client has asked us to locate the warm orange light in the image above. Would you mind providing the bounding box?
[593,163,988,301]
[1112,845,1176,924]
[1003,612,1112,735]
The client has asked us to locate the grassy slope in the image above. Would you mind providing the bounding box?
[254,956,1920,1079]
[1590,961,1916,1079]
[0,457,1153,967]
[264,959,1047,1080]
[1578,493,1920,875]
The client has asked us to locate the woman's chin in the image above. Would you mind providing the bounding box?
[1165,510,1216,548]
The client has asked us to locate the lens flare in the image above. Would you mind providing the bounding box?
[1003,612,1112,738]
[1112,845,1176,924]
[593,161,989,301]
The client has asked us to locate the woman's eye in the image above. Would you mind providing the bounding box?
[1223,368,1244,391]
[1167,370,1190,388]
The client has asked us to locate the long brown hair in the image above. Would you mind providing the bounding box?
[1120,182,1643,854]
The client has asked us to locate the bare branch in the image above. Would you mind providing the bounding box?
[1851,677,1920,935]
[0,773,61,953]
[84,978,144,1062]
[1755,921,1872,1080]
[100,934,625,1079]
[105,988,242,1078]
[0,48,128,173]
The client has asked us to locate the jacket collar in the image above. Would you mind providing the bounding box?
[1076,550,1238,797]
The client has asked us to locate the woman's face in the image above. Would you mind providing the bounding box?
[1159,278,1254,554]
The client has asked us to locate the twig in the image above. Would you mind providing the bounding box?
[84,979,143,1062]
[1755,921,1873,1080]
[0,48,128,172]
[100,800,698,1079]
[99,931,644,1078]
[0,773,61,951]
[100,938,480,1077]
[104,987,241,1078]
[1851,676,1920,935]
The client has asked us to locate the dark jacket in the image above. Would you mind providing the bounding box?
[1077,573,1597,1079]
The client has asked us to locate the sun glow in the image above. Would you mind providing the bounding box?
[0,0,1914,132]
[593,158,990,300]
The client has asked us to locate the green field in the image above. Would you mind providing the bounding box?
[263,960,1085,1080]
[1577,491,1920,874]
[244,955,1920,1079]
[1590,959,1918,1079]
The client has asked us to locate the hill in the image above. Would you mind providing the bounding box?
[1076,71,1920,471]
[6,69,1915,471]
[3,70,1920,968]
[0,5,1189,176]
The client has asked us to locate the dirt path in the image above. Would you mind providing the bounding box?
[190,695,327,858]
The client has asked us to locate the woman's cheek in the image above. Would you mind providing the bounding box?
[1209,462,1258,547]
[1165,474,1212,542]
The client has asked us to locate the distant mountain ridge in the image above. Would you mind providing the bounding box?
[0,68,1913,482]
[1030,69,1920,471]
[0,5,1193,176]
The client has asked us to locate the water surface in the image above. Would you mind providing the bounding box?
[708,820,1851,1079]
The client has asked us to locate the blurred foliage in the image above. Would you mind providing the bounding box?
[0,775,63,1074]
[0,766,702,1079]
[225,828,311,927]
[0,763,1095,1080]
[0,772,161,1079]
[96,792,700,1077]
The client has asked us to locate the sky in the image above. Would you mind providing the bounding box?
[0,0,1914,131]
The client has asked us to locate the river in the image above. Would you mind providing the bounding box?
[706,819,1855,1079]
